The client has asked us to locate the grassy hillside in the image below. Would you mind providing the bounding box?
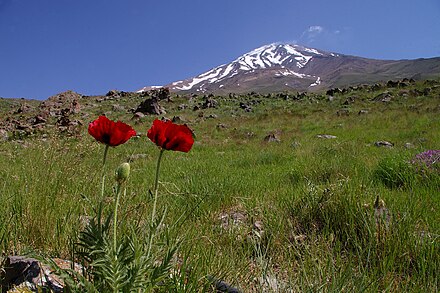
[0,80,439,292]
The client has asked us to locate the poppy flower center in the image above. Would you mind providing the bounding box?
[102,133,111,144]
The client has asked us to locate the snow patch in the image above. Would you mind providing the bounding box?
[136,85,163,93]
[275,69,307,78]
[310,77,321,87]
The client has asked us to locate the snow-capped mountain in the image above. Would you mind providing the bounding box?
[169,44,334,92]
[138,43,440,94]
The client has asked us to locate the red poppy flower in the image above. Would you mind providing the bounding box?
[147,119,194,152]
[88,116,136,146]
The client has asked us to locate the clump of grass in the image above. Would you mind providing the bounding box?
[288,179,373,252]
[373,155,416,189]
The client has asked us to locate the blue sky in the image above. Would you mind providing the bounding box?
[1,0,439,100]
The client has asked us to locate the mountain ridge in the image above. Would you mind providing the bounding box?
[138,43,440,94]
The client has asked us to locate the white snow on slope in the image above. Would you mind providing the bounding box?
[170,43,329,91]
[310,77,321,87]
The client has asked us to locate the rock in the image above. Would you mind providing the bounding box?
[171,116,185,123]
[0,256,82,292]
[327,95,334,101]
[239,102,252,112]
[296,92,308,100]
[106,89,120,97]
[404,142,415,149]
[387,80,399,87]
[202,97,218,109]
[70,99,81,114]
[336,108,350,116]
[423,87,432,96]
[150,87,171,101]
[343,96,356,105]
[33,115,47,125]
[374,141,394,148]
[372,91,393,102]
[253,220,264,232]
[291,141,301,148]
[0,129,8,141]
[178,104,187,110]
[245,132,255,138]
[264,133,280,143]
[14,103,33,114]
[15,123,32,131]
[326,88,343,96]
[293,234,307,243]
[132,112,145,119]
[68,119,83,127]
[207,114,218,119]
[358,109,369,115]
[370,83,383,91]
[42,90,82,108]
[398,81,410,87]
[316,134,337,139]
[57,115,70,127]
[219,210,247,230]
[0,256,42,291]
[112,104,125,112]
[208,276,242,293]
[216,123,228,129]
[134,98,166,115]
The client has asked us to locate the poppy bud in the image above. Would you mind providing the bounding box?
[116,162,130,184]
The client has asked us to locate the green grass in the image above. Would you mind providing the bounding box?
[1,81,439,291]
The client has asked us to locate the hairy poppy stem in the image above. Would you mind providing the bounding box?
[148,149,164,258]
[113,182,122,253]
[101,145,110,200]
[151,149,165,223]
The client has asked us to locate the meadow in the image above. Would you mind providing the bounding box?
[0,80,439,292]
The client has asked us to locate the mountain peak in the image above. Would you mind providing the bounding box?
[161,43,330,93]
[138,43,440,94]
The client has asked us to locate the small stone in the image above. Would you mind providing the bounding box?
[132,112,145,119]
[374,141,394,148]
[291,141,301,148]
[264,133,280,143]
[253,220,264,231]
[294,234,307,242]
[316,134,337,139]
[127,153,148,161]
